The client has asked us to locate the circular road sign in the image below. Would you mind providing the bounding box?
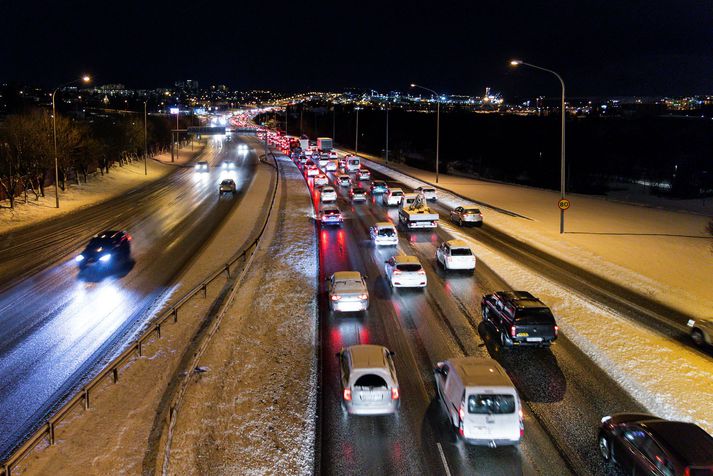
[558,198,571,210]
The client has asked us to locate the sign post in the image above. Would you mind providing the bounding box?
[558,198,570,234]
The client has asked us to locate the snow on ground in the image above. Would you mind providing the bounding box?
[354,152,713,320]
[444,220,713,434]
[166,155,317,475]
[16,147,277,476]
[0,144,203,235]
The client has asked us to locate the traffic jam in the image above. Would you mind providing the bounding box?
[260,128,713,475]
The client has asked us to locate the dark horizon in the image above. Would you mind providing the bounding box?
[1,0,712,97]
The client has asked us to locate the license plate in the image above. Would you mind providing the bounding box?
[360,393,382,401]
[517,332,529,337]
[526,337,543,342]
[340,302,363,312]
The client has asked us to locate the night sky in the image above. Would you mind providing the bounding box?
[1,0,712,97]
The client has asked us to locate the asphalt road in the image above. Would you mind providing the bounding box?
[310,160,648,475]
[0,136,261,459]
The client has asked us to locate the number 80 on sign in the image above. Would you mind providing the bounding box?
[558,199,571,210]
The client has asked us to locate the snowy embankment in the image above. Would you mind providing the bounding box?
[362,157,713,434]
[166,155,317,475]
[357,154,713,320]
[0,144,203,235]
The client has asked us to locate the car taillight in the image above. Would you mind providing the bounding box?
[459,401,465,436]
[358,294,368,300]
[417,269,426,275]
[511,326,517,337]
[391,387,399,400]
[331,295,341,301]
[519,409,524,436]
[343,388,352,401]
[554,325,559,337]
[393,270,402,275]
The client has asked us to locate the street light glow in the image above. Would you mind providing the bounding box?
[82,75,91,82]
[510,60,522,66]
[410,83,416,88]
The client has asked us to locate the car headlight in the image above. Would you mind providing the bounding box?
[99,253,112,262]
[75,254,85,262]
[601,416,612,424]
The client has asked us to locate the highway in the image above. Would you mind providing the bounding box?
[0,136,261,459]
[310,159,649,475]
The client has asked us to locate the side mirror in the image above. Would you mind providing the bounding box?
[389,351,396,357]
[363,274,368,280]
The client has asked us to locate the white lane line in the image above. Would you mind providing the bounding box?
[436,442,453,476]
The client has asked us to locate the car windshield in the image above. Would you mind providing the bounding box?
[353,188,365,194]
[464,209,481,214]
[515,308,555,325]
[323,188,334,193]
[378,229,395,237]
[87,237,114,248]
[354,374,387,389]
[392,191,403,196]
[468,394,516,414]
[450,248,472,256]
[221,180,233,185]
[323,209,339,215]
[396,264,422,272]
[348,159,359,164]
[422,188,435,193]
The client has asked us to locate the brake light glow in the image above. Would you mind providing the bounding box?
[554,325,559,337]
[459,401,465,436]
[331,295,342,301]
[417,269,426,275]
[519,409,525,436]
[343,388,352,401]
[511,326,517,337]
[391,387,399,400]
[358,294,368,300]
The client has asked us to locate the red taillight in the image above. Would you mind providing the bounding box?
[519,409,524,437]
[459,403,465,421]
[554,325,559,337]
[391,387,399,400]
[511,326,517,337]
[417,269,426,275]
[331,295,341,301]
[393,270,402,275]
[459,401,465,436]
[358,294,368,300]
[343,388,352,401]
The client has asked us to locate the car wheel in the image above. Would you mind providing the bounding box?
[459,218,463,227]
[691,329,706,347]
[483,306,491,322]
[500,332,511,348]
[598,432,611,461]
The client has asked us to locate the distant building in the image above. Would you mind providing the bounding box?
[175,80,199,90]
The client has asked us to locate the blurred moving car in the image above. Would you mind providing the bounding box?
[325,160,338,172]
[434,357,523,447]
[219,179,237,195]
[370,180,388,194]
[450,206,483,227]
[320,186,337,203]
[338,345,400,415]
[598,413,713,475]
[194,161,209,172]
[481,291,559,348]
[384,255,427,288]
[76,230,132,271]
[369,222,398,246]
[687,317,713,348]
[328,271,369,313]
[314,173,329,187]
[382,188,404,207]
[318,206,343,226]
[221,160,236,169]
[358,169,371,181]
[350,186,368,202]
[436,239,476,271]
[337,175,352,187]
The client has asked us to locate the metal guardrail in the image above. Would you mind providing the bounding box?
[1,152,281,476]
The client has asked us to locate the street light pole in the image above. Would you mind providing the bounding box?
[510,60,566,233]
[51,75,91,208]
[355,107,360,154]
[410,84,441,183]
[385,106,389,163]
[144,100,148,175]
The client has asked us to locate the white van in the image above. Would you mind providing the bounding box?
[345,155,361,172]
[434,357,523,447]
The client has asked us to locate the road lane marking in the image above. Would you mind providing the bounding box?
[436,442,452,476]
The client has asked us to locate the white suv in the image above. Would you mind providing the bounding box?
[382,188,404,207]
[436,240,476,272]
[384,255,427,288]
[370,222,398,246]
[320,186,337,203]
[338,345,400,415]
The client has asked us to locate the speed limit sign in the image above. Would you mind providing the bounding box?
[558,199,571,210]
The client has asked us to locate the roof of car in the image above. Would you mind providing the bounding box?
[375,221,395,228]
[496,291,548,309]
[393,255,420,265]
[97,230,123,239]
[642,420,713,464]
[333,271,362,281]
[462,205,481,211]
[445,239,471,249]
[448,357,514,388]
[348,345,388,369]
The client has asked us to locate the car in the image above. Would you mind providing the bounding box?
[370,180,388,194]
[320,186,337,202]
[337,175,351,187]
[450,206,483,227]
[415,186,437,201]
[194,161,209,172]
[434,357,523,447]
[329,150,338,159]
[219,179,237,195]
[76,230,132,271]
[687,317,713,347]
[598,413,713,475]
[314,173,329,187]
[481,291,559,348]
[318,206,343,226]
[318,156,330,169]
[385,255,427,288]
[305,165,320,177]
[221,160,236,169]
[369,222,398,246]
[358,169,371,181]
[345,155,360,172]
[325,160,338,172]
[382,188,404,206]
[337,345,400,415]
[350,186,367,202]
[328,271,369,313]
[436,240,476,271]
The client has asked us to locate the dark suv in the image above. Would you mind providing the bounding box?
[76,230,132,271]
[481,291,558,348]
[598,413,713,475]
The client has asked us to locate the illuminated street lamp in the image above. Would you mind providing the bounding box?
[52,75,91,208]
[410,83,441,183]
[354,106,361,154]
[510,59,567,234]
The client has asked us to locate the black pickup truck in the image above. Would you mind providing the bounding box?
[481,291,558,348]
